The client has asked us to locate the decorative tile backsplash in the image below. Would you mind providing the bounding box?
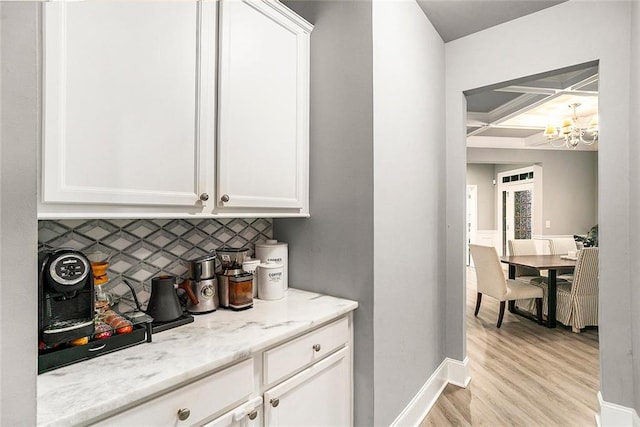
[38,218,272,306]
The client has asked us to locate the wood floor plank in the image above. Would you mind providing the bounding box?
[420,267,599,426]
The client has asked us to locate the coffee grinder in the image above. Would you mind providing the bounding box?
[38,249,95,346]
[178,254,219,314]
[216,247,253,310]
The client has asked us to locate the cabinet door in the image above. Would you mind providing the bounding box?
[263,347,351,427]
[216,0,312,211]
[42,2,216,207]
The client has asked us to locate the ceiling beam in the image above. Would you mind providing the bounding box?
[495,85,557,95]
[569,73,599,91]
[467,126,489,137]
[494,86,598,97]
[488,93,547,121]
[490,92,563,126]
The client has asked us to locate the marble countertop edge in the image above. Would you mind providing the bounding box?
[37,288,358,427]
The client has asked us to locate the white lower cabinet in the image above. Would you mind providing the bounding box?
[91,359,254,427]
[263,347,351,427]
[92,316,352,427]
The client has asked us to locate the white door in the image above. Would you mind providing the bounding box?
[503,182,534,252]
[263,347,351,427]
[42,2,215,207]
[216,0,311,210]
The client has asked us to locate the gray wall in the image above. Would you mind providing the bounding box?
[466,164,495,230]
[630,0,640,413]
[469,148,598,236]
[447,1,635,412]
[277,1,448,425]
[371,1,445,425]
[0,3,39,425]
[276,1,375,425]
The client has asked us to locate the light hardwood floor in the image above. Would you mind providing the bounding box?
[420,267,599,426]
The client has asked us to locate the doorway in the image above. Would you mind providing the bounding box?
[495,165,542,256]
[503,182,533,252]
[463,63,600,415]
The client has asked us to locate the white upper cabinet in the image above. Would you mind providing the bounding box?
[215,0,312,214]
[41,2,216,214]
[39,0,311,219]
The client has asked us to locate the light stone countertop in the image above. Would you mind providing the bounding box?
[37,288,358,427]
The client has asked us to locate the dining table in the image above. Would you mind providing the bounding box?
[499,254,576,328]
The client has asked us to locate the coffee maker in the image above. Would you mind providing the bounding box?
[38,249,95,346]
[216,247,253,311]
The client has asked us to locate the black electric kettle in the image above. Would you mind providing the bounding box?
[145,275,184,322]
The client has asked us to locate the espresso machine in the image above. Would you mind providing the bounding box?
[216,247,253,311]
[38,249,95,346]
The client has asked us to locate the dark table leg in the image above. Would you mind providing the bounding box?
[508,265,516,313]
[547,269,557,328]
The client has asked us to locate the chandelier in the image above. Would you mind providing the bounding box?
[543,102,599,149]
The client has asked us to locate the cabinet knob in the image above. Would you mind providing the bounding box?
[248,410,258,420]
[270,398,280,408]
[199,193,209,201]
[313,344,321,352]
[177,408,191,421]
[220,194,230,203]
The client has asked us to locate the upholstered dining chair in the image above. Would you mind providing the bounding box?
[549,237,578,255]
[549,237,579,280]
[537,247,599,333]
[469,244,543,328]
[507,239,545,283]
[508,239,545,312]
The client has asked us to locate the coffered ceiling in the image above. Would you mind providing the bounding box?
[465,62,599,151]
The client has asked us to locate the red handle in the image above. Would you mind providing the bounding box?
[178,280,199,305]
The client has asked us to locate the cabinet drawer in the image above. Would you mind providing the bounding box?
[92,359,254,426]
[263,317,348,386]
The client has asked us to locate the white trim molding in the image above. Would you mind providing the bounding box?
[390,357,470,426]
[597,391,640,427]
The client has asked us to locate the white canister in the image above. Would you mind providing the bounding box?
[242,257,261,298]
[255,240,288,290]
[257,261,285,300]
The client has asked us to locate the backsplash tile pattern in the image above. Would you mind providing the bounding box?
[38,218,272,306]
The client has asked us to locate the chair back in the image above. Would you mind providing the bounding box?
[470,244,508,300]
[571,247,599,297]
[549,237,578,255]
[508,239,543,277]
[507,239,537,256]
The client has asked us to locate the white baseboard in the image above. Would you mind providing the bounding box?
[390,357,470,427]
[597,392,640,427]
[446,357,471,388]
